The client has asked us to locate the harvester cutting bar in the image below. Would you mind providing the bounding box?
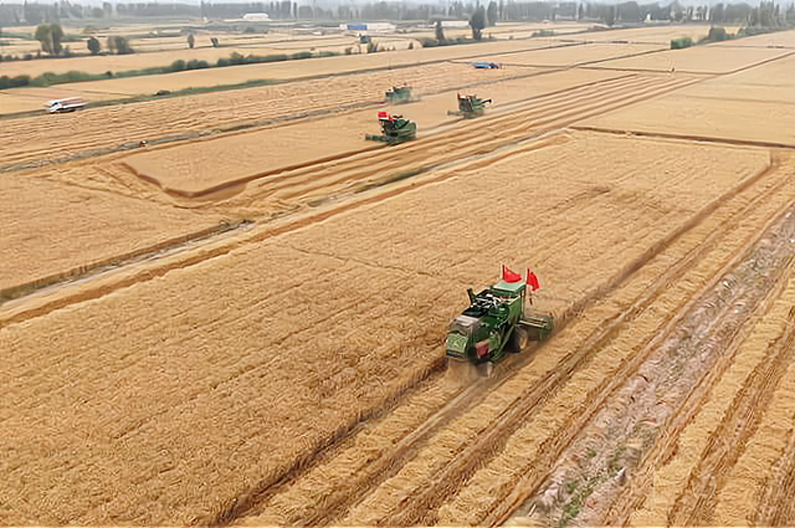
[364,134,400,144]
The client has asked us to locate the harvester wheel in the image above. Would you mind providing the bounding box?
[511,326,530,352]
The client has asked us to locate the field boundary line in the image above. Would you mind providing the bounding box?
[0,218,252,307]
[753,393,795,523]
[572,125,795,150]
[579,48,795,76]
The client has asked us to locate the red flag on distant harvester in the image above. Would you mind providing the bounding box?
[527,269,541,291]
[502,265,522,282]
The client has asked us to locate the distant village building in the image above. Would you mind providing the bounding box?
[243,13,271,21]
[440,20,469,28]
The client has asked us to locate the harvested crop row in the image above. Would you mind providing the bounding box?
[430,156,795,527]
[711,293,795,523]
[0,174,225,292]
[235,376,463,525]
[0,133,766,525]
[621,247,795,526]
[512,161,795,527]
[240,146,778,525]
[142,73,694,212]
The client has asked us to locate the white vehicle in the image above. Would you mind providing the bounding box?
[45,97,85,114]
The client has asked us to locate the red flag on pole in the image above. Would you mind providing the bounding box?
[502,265,522,282]
[527,269,540,291]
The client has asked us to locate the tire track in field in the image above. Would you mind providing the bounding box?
[754,417,795,524]
[217,148,783,526]
[664,240,795,524]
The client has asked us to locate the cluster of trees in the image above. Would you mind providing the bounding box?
[0,49,325,92]
[26,23,132,56]
[470,0,794,26]
[33,23,64,55]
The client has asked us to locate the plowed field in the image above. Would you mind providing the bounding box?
[3,25,795,527]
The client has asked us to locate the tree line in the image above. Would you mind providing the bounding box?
[1,0,793,26]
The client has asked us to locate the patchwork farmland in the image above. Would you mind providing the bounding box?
[2,19,795,526]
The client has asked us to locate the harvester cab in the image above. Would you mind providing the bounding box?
[384,86,415,105]
[445,266,553,378]
[365,111,417,145]
[448,93,492,119]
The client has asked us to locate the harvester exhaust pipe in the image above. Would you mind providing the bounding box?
[467,288,476,303]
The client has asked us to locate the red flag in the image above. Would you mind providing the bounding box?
[527,269,540,291]
[502,265,522,282]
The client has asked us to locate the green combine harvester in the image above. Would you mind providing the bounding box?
[383,86,415,105]
[365,111,417,145]
[448,93,492,119]
[446,266,553,377]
